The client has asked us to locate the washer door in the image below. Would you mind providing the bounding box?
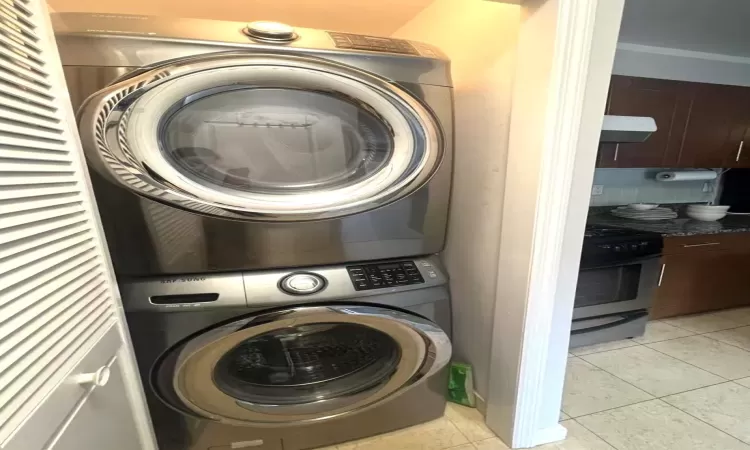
[78,53,443,221]
[154,305,451,426]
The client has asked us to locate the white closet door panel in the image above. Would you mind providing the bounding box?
[4,325,125,450]
[0,0,154,449]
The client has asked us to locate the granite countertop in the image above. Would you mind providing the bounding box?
[588,208,750,237]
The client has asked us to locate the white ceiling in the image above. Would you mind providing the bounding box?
[47,0,434,36]
[619,0,750,57]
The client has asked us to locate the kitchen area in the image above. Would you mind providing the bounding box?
[561,1,750,446]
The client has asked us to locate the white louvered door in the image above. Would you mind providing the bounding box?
[0,1,156,449]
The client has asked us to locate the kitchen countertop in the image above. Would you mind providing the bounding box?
[588,210,750,237]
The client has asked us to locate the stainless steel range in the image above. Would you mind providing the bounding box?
[570,225,664,348]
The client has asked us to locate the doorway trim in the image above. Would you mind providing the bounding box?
[485,0,625,447]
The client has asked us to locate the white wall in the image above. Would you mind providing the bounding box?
[613,43,750,87]
[47,0,433,35]
[393,0,520,402]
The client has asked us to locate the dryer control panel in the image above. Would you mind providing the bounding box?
[346,260,426,291]
[328,32,420,55]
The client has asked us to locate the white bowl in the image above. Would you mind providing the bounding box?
[688,205,730,212]
[686,210,727,221]
[628,203,659,211]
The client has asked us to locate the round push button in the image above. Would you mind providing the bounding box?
[280,273,326,295]
[244,21,298,42]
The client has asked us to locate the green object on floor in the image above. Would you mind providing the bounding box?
[447,362,476,407]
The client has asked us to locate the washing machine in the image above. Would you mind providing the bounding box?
[121,255,451,450]
[53,14,453,277]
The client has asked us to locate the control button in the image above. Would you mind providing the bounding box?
[419,261,433,268]
[280,273,326,295]
[427,270,438,279]
[244,21,298,42]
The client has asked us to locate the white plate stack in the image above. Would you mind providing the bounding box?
[611,206,678,221]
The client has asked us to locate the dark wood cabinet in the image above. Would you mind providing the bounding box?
[597,76,750,169]
[597,76,692,168]
[677,84,750,168]
[651,234,750,319]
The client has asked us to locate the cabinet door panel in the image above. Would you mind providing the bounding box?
[677,84,748,168]
[598,76,692,168]
[652,251,750,319]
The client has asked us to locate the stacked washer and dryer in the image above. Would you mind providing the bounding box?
[54,14,455,450]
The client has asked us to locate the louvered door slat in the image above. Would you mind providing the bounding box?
[0,117,63,140]
[1,252,98,318]
[0,182,77,201]
[0,220,88,260]
[0,159,71,172]
[0,268,101,344]
[0,211,84,246]
[0,67,50,99]
[0,172,75,186]
[0,238,94,291]
[0,78,54,109]
[0,8,38,43]
[0,146,69,161]
[0,281,108,375]
[0,91,57,120]
[0,202,84,229]
[0,104,58,129]
[0,230,90,274]
[0,0,33,18]
[0,1,151,448]
[0,191,78,214]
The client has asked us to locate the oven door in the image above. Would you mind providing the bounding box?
[77,53,443,222]
[573,256,662,320]
[152,305,450,426]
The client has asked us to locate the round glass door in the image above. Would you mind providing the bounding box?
[78,54,443,221]
[162,88,394,194]
[161,305,450,425]
[212,323,401,406]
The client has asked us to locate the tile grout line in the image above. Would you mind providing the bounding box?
[654,397,750,447]
[570,417,624,450]
[644,338,750,380]
[441,411,479,447]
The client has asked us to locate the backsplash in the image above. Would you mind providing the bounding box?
[589,168,719,207]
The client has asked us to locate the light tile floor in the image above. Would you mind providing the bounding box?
[563,307,750,449]
[321,307,750,450]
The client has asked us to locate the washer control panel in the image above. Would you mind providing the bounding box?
[328,32,419,55]
[346,260,425,291]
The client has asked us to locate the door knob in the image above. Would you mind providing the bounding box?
[73,366,111,387]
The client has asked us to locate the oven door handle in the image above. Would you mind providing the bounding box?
[580,256,662,271]
[571,310,649,335]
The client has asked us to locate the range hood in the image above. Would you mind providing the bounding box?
[600,115,657,143]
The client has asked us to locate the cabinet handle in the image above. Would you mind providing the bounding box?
[658,263,666,287]
[614,143,620,161]
[682,242,720,248]
[737,141,744,162]
[73,366,111,387]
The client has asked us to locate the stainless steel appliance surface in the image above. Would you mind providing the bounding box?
[121,256,452,450]
[52,13,454,277]
[570,225,664,348]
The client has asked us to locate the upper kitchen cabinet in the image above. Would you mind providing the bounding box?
[597,76,692,168]
[677,84,750,168]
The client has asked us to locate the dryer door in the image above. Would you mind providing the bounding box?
[153,305,450,425]
[78,53,443,221]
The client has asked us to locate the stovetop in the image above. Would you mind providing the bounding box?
[581,225,663,268]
